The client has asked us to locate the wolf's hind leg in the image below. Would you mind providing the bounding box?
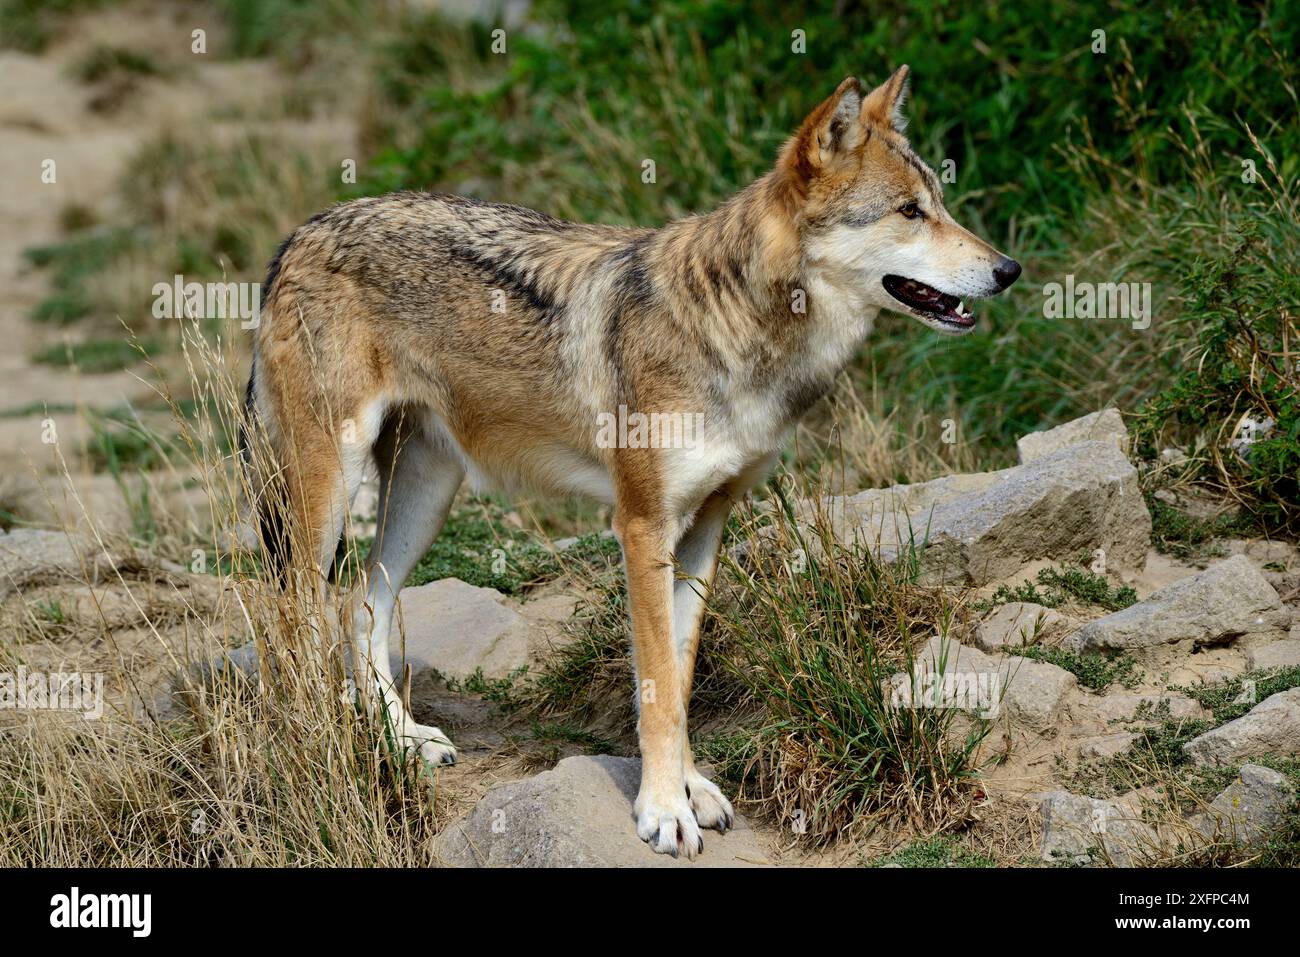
[353,414,465,765]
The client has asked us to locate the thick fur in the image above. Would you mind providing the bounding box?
[243,67,1018,858]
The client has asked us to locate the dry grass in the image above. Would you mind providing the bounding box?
[0,323,456,866]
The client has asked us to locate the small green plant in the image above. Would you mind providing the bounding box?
[1145,496,1252,561]
[33,599,65,625]
[1182,666,1300,724]
[977,565,1138,612]
[445,666,529,709]
[870,835,996,868]
[1021,646,1141,691]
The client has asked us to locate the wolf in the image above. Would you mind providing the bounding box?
[242,66,1020,859]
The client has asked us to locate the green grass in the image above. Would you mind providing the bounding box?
[69,44,164,84]
[23,229,138,326]
[1181,666,1300,724]
[33,338,158,374]
[350,503,621,596]
[977,565,1138,613]
[870,835,996,868]
[0,0,108,52]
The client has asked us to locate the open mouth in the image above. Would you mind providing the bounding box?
[882,274,976,330]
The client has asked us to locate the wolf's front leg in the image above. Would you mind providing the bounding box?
[673,491,735,833]
[618,511,701,858]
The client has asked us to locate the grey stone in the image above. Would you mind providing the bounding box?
[1190,764,1295,847]
[1063,555,1288,655]
[1245,638,1300,672]
[902,636,1077,733]
[434,755,771,867]
[973,602,1071,653]
[1018,408,1129,464]
[396,578,532,681]
[1183,688,1300,766]
[1039,790,1156,866]
[826,440,1149,586]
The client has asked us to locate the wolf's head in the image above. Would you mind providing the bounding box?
[778,67,1019,335]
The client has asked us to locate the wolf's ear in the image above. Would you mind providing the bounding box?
[861,65,911,133]
[783,76,865,184]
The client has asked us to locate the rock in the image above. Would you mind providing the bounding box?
[434,755,771,867]
[1245,638,1300,672]
[973,602,1071,653]
[902,636,1077,732]
[1018,408,1129,464]
[827,441,1149,586]
[1183,688,1300,766]
[0,528,123,598]
[1078,732,1139,760]
[1089,692,1207,724]
[518,591,581,661]
[1038,790,1156,866]
[396,578,532,681]
[1190,764,1295,847]
[1063,555,1288,655]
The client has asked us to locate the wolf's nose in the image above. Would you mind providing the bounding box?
[993,257,1022,290]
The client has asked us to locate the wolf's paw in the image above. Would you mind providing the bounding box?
[635,790,703,859]
[686,770,735,833]
[402,724,457,766]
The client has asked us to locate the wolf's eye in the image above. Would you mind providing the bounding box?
[899,201,924,220]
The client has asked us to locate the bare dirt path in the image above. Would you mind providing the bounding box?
[0,3,355,525]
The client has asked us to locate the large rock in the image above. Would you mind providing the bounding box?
[1190,764,1295,847]
[1038,790,1156,866]
[434,755,771,867]
[898,636,1077,732]
[1018,408,1129,464]
[396,578,531,681]
[826,440,1149,586]
[1183,688,1300,766]
[1246,637,1300,672]
[1063,555,1288,655]
[973,602,1073,653]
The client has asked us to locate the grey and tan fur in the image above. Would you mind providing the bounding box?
[243,67,1020,858]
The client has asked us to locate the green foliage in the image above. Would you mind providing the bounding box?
[70,44,164,83]
[1020,646,1140,692]
[1146,496,1251,561]
[870,835,996,868]
[33,338,158,374]
[380,504,620,596]
[0,0,108,52]
[978,565,1138,612]
[1132,222,1300,535]
[23,230,137,325]
[1183,666,1300,724]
